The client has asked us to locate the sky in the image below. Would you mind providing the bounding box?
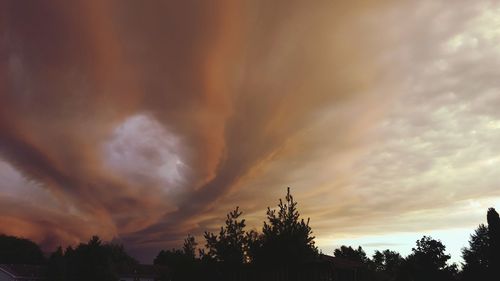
[1,0,500,264]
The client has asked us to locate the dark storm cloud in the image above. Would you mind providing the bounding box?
[9,0,492,263]
[1,0,392,258]
[1,0,240,252]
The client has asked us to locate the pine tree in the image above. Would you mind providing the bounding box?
[252,187,318,265]
[183,234,197,259]
[202,207,248,265]
[461,224,490,280]
[487,208,500,277]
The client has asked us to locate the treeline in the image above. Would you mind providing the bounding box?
[151,188,500,281]
[0,234,139,281]
[46,236,139,281]
[154,188,318,280]
[1,188,500,281]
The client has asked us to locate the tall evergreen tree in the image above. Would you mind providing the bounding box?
[461,224,490,280]
[251,187,318,265]
[183,234,197,260]
[202,207,248,265]
[487,208,500,277]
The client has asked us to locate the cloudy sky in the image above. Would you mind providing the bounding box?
[1,0,500,263]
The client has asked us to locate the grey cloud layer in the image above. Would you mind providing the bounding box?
[322,0,500,237]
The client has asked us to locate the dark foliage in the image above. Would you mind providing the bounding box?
[397,236,457,281]
[47,247,66,281]
[0,234,45,264]
[183,234,197,260]
[250,187,318,265]
[334,245,370,264]
[47,236,137,281]
[461,224,490,280]
[155,234,200,281]
[461,208,500,280]
[412,236,451,270]
[487,208,500,276]
[4,191,500,281]
[372,249,404,278]
[202,207,248,265]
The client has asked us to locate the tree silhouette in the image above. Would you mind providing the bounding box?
[398,236,457,281]
[47,247,66,281]
[183,234,197,260]
[6,199,500,280]
[155,249,186,267]
[155,248,194,281]
[487,208,500,277]
[412,236,450,270]
[251,187,318,265]
[245,229,263,263]
[155,234,199,268]
[71,236,115,281]
[372,250,385,272]
[202,207,248,265]
[46,235,137,281]
[0,234,45,264]
[372,249,403,277]
[334,245,369,264]
[461,208,500,280]
[461,224,490,280]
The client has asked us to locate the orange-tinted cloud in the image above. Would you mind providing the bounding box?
[2,0,393,260]
[8,0,498,264]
